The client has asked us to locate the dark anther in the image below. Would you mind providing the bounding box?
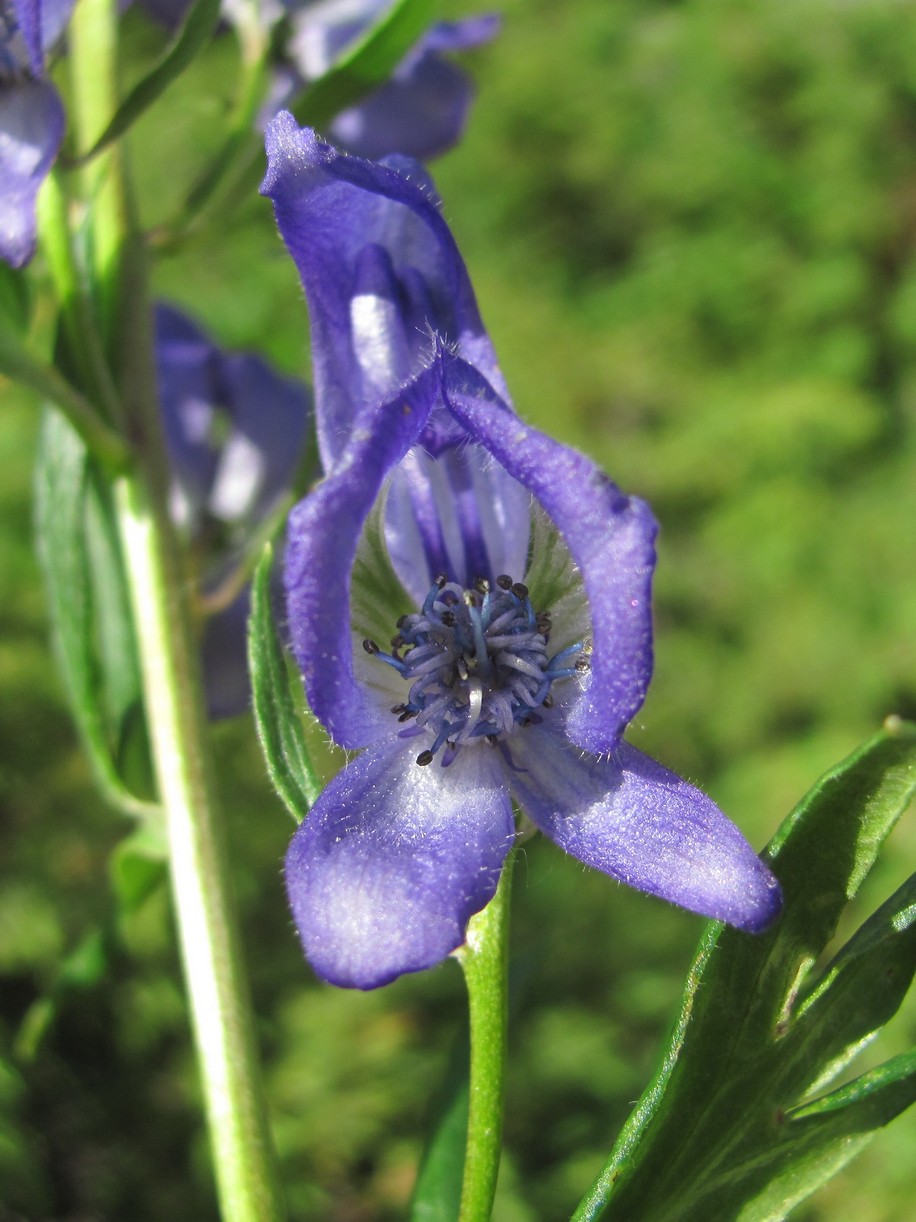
[434,573,447,589]
[485,734,499,746]
[496,574,513,590]
[543,693,554,708]
[575,657,591,672]
[391,703,408,714]
[390,634,405,649]
[396,614,408,629]
[511,582,529,600]
[474,576,490,593]
[399,709,416,722]
[536,613,552,632]
[416,749,434,766]
[362,638,379,654]
[441,610,457,627]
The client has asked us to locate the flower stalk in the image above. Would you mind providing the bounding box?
[456,850,514,1222]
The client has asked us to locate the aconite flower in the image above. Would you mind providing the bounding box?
[263,114,781,989]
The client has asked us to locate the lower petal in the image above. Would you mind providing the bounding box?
[510,729,781,932]
[285,738,516,989]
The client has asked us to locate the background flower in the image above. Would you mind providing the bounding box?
[0,0,72,267]
[155,301,313,717]
[281,0,499,160]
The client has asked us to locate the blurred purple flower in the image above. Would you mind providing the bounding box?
[280,0,499,160]
[1,0,72,267]
[262,114,781,990]
[137,0,496,161]
[154,302,313,717]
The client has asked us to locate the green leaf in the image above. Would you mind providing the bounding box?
[35,409,153,816]
[248,545,320,822]
[780,869,916,1097]
[410,1034,470,1222]
[14,929,110,1061]
[573,719,916,1222]
[110,823,169,914]
[0,262,30,331]
[73,0,221,162]
[294,0,437,132]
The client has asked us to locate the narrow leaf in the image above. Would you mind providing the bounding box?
[248,545,320,822]
[780,870,916,1096]
[411,1033,470,1222]
[34,410,153,816]
[0,318,127,469]
[573,719,916,1222]
[294,0,436,132]
[74,0,221,162]
[735,1054,916,1222]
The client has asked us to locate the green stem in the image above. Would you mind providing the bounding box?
[115,472,284,1221]
[63,1,285,1215]
[35,173,124,428]
[67,0,123,349]
[456,850,515,1222]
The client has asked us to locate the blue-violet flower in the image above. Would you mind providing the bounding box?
[155,301,313,717]
[262,113,782,990]
[280,0,499,160]
[1,0,71,267]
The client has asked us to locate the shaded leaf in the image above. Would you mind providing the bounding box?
[0,263,30,331]
[410,1032,470,1222]
[248,544,320,822]
[34,409,153,816]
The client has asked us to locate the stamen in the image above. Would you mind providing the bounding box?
[368,575,588,767]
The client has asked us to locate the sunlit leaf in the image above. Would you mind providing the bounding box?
[74,0,221,162]
[573,719,916,1221]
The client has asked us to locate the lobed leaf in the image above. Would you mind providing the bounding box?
[572,719,916,1222]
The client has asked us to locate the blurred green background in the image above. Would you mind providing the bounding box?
[3,0,916,1217]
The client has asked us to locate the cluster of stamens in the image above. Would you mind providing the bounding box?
[363,574,590,767]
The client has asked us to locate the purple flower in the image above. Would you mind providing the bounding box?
[282,0,499,160]
[1,0,71,267]
[137,0,496,162]
[262,114,781,990]
[154,302,313,717]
